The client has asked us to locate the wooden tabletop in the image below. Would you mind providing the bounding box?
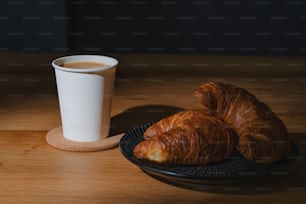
[0,53,306,203]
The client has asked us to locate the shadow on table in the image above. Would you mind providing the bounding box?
[152,132,306,195]
[109,104,185,136]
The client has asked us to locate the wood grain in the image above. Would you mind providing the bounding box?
[0,130,306,204]
[0,53,306,203]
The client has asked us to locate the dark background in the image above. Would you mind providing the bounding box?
[1,0,305,55]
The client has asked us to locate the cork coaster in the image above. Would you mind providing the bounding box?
[46,126,124,152]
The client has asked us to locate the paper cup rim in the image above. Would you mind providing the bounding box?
[52,55,118,73]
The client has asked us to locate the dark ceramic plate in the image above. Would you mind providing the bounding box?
[119,123,299,187]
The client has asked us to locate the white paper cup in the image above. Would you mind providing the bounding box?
[52,55,118,142]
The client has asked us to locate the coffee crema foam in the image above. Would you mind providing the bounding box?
[62,61,107,68]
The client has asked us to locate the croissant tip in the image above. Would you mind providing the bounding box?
[193,88,203,100]
[134,140,168,163]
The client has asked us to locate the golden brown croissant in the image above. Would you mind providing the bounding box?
[194,82,291,163]
[133,110,236,165]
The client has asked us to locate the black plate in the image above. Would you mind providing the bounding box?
[119,123,299,187]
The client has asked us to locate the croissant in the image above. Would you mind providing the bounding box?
[133,110,236,165]
[194,82,291,163]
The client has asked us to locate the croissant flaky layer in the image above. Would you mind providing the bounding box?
[133,111,237,165]
[133,82,291,165]
[194,82,291,163]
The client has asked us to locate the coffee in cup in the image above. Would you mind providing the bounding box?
[62,61,107,69]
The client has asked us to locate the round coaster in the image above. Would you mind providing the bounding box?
[46,126,124,152]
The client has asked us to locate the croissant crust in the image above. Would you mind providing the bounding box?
[134,111,236,165]
[134,82,290,164]
[194,82,291,163]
